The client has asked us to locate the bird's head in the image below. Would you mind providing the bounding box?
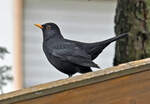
[34,22,63,40]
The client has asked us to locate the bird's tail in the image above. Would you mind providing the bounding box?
[89,33,128,60]
[102,33,128,45]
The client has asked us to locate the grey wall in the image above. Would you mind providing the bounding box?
[24,0,116,87]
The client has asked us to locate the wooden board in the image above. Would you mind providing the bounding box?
[1,58,150,104]
[15,66,150,104]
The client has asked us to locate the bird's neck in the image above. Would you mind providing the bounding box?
[43,31,64,41]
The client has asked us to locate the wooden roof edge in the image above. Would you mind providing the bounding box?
[1,58,150,104]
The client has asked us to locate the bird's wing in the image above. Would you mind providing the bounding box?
[50,43,99,68]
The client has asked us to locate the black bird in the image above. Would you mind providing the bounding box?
[35,23,128,77]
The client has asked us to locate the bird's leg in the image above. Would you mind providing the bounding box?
[68,74,72,78]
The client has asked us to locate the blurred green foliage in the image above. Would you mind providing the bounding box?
[0,47,13,94]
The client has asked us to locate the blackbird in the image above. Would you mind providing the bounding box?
[35,22,128,77]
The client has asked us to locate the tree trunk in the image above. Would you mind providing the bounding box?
[114,0,150,65]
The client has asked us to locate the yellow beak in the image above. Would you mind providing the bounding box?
[34,24,43,29]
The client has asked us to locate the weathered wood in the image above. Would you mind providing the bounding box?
[16,65,150,104]
[1,58,150,104]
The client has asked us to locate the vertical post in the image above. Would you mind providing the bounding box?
[13,0,23,90]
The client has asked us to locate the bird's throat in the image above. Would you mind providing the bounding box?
[43,32,64,41]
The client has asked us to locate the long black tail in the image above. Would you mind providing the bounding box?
[89,33,128,60]
[102,33,128,44]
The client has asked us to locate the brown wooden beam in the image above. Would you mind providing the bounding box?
[13,0,23,90]
[0,58,150,104]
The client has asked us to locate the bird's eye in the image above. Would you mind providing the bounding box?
[46,25,51,30]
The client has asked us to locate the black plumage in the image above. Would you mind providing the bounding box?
[35,23,128,77]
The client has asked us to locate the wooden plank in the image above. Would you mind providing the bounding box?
[13,0,23,90]
[15,66,150,104]
[0,58,150,104]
